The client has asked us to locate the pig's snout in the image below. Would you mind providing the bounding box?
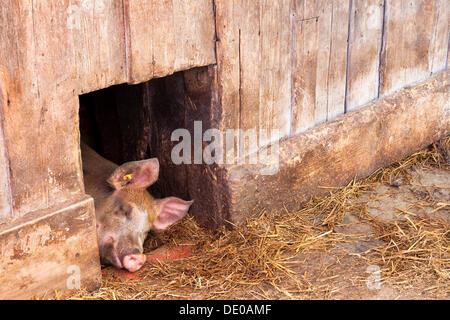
[122,253,146,272]
[99,239,145,272]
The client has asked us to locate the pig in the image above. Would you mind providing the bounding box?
[81,142,193,272]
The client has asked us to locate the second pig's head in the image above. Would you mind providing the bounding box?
[95,158,193,272]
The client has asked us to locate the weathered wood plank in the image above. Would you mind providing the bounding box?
[0,0,102,290]
[71,0,127,94]
[258,0,292,147]
[182,66,231,228]
[292,0,349,129]
[326,0,350,120]
[173,0,216,73]
[0,71,12,222]
[215,0,242,162]
[125,0,216,84]
[380,0,436,96]
[428,0,449,74]
[0,0,40,216]
[217,0,293,156]
[123,0,156,84]
[238,1,261,156]
[0,0,83,215]
[0,196,101,299]
[291,0,319,134]
[151,0,176,78]
[347,0,384,111]
[31,0,84,212]
[314,0,333,125]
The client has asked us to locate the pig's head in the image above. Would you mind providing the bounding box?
[95,158,193,272]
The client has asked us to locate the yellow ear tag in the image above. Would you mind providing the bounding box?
[123,174,133,181]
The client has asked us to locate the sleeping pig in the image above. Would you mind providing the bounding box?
[81,142,193,272]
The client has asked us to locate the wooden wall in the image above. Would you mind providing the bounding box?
[0,0,215,298]
[71,0,216,92]
[215,0,449,157]
[0,0,215,220]
[0,0,216,221]
[1,0,446,221]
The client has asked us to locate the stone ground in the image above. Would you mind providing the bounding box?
[278,165,449,299]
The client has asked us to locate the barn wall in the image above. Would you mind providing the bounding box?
[215,0,449,157]
[0,0,448,298]
[0,0,216,220]
[0,0,216,298]
[0,0,447,230]
[72,0,217,93]
[0,0,83,218]
[226,71,449,223]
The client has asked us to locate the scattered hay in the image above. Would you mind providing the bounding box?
[70,137,450,300]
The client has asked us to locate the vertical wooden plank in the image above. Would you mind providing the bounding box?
[0,0,83,216]
[314,0,333,125]
[292,0,349,130]
[402,0,435,84]
[239,0,261,156]
[258,0,292,147]
[71,0,127,94]
[152,0,176,78]
[218,0,294,156]
[292,0,319,134]
[0,71,12,222]
[380,0,436,96]
[428,0,449,74]
[215,0,241,161]
[124,0,155,84]
[347,0,384,111]
[326,0,350,120]
[0,0,42,216]
[31,0,84,211]
[274,0,294,141]
[173,0,216,73]
[125,0,216,84]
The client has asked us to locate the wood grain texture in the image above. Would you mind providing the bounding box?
[238,0,261,156]
[0,0,40,217]
[260,0,293,147]
[326,0,350,121]
[226,71,450,224]
[0,0,83,216]
[173,0,216,73]
[0,70,12,223]
[151,0,176,78]
[291,12,319,134]
[428,0,449,74]
[124,0,216,84]
[216,0,292,156]
[32,0,85,210]
[71,0,127,94]
[313,0,333,125]
[380,0,436,95]
[346,0,384,111]
[215,0,241,163]
[0,196,101,299]
[291,0,350,133]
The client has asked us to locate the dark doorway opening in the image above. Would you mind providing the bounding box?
[78,66,226,228]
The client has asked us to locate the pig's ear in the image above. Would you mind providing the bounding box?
[108,158,159,190]
[152,197,193,230]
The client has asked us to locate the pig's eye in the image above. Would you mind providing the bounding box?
[117,204,132,219]
[123,208,132,219]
